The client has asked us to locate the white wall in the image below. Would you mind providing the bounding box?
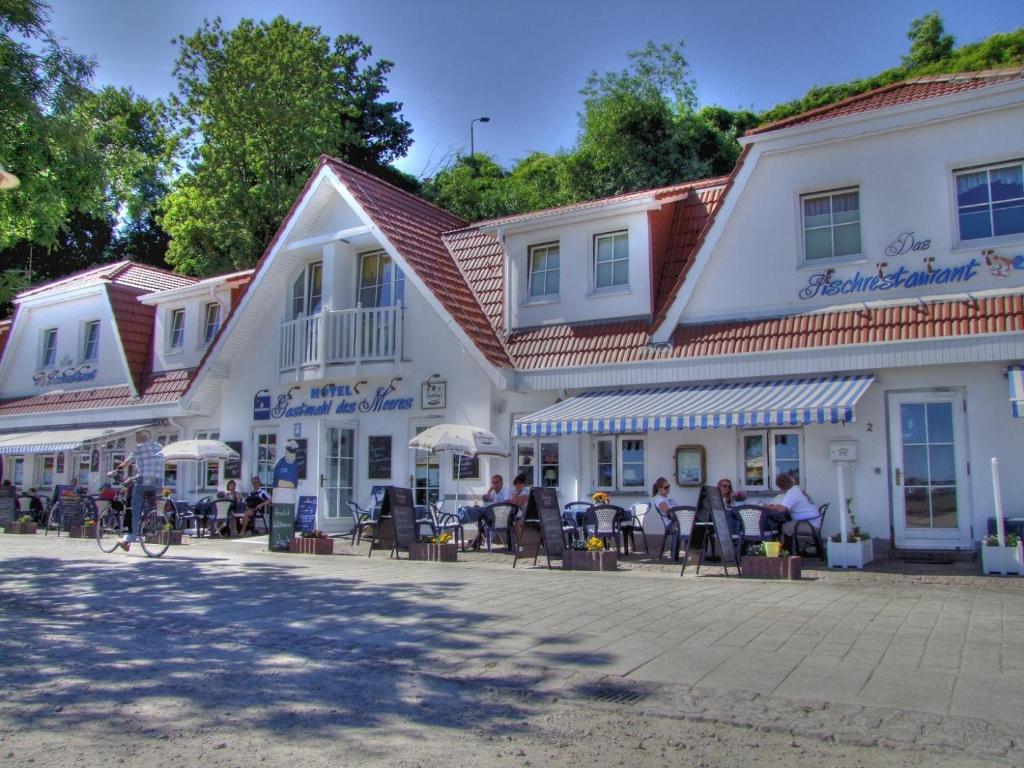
[685,104,1024,323]
[150,284,235,372]
[505,211,652,329]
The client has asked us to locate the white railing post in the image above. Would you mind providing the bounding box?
[397,304,404,360]
[354,302,363,365]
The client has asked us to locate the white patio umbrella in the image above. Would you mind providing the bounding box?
[408,424,510,506]
[158,439,240,462]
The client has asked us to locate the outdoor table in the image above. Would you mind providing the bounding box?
[457,505,484,524]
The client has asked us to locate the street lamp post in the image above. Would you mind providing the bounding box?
[469,116,490,158]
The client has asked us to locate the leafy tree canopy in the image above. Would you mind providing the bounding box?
[160,16,413,275]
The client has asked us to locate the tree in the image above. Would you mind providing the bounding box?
[904,12,955,68]
[161,16,413,275]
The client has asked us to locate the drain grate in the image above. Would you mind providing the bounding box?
[579,686,647,706]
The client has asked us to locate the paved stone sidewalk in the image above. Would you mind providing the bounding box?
[1,533,1022,763]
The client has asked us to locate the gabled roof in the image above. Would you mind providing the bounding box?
[747,68,1024,137]
[509,292,1024,370]
[0,368,192,417]
[324,158,512,368]
[16,260,196,301]
[106,283,157,395]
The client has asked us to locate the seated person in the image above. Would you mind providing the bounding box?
[472,475,511,549]
[23,487,45,524]
[763,473,819,544]
[651,477,681,560]
[235,475,270,536]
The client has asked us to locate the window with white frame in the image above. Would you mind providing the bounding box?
[196,430,221,489]
[594,231,629,289]
[168,309,185,350]
[81,320,100,362]
[291,261,323,319]
[202,302,221,346]
[802,188,861,262]
[955,161,1024,241]
[104,437,126,476]
[515,440,560,488]
[39,455,55,488]
[73,452,91,486]
[154,432,179,489]
[40,328,57,368]
[255,432,277,486]
[9,457,24,487]
[527,242,560,298]
[359,250,405,307]
[740,430,803,492]
[593,436,645,492]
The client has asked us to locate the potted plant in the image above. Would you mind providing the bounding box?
[562,536,618,571]
[591,491,610,505]
[4,514,38,535]
[70,518,97,538]
[741,541,802,579]
[288,529,334,555]
[827,529,874,569]
[981,532,1022,576]
[409,531,458,562]
[146,522,183,546]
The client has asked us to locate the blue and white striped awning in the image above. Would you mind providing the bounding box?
[0,423,152,455]
[1009,365,1024,418]
[514,375,876,436]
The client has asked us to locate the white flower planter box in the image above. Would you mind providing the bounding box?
[980,543,1023,576]
[827,538,874,569]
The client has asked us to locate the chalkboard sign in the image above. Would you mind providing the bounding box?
[371,486,416,558]
[530,486,564,564]
[269,502,296,551]
[699,485,739,575]
[296,495,317,532]
[294,439,308,480]
[0,485,16,526]
[368,436,392,480]
[224,441,242,480]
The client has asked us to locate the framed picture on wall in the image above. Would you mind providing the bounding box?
[224,441,243,480]
[675,445,706,487]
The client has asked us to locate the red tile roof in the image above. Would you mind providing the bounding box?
[0,368,192,416]
[17,260,196,300]
[324,158,512,367]
[106,284,156,395]
[747,68,1024,137]
[0,318,11,361]
[508,293,1024,370]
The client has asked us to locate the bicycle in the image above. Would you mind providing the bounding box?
[96,472,171,558]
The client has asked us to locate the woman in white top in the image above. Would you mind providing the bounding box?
[764,473,819,540]
[650,476,681,560]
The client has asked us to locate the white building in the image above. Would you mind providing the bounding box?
[3,68,1022,552]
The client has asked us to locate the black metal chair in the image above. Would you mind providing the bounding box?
[732,504,777,555]
[590,503,625,554]
[346,500,378,545]
[427,501,465,550]
[480,501,518,552]
[792,503,829,559]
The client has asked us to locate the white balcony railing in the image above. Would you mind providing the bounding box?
[279,305,404,372]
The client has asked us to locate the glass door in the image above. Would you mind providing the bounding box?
[322,426,354,535]
[888,391,970,549]
[413,425,439,506]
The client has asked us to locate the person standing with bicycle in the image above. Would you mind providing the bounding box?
[116,430,164,550]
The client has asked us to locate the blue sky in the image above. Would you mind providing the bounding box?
[48,0,1023,177]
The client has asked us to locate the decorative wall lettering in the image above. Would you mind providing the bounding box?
[32,364,97,388]
[800,258,983,300]
[884,231,931,258]
[252,377,414,422]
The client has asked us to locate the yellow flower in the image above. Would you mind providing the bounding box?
[591,491,609,505]
[586,536,605,552]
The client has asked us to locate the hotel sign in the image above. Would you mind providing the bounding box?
[253,377,414,421]
[33,363,97,388]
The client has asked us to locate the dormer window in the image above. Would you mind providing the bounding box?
[528,242,560,299]
[594,231,629,289]
[291,261,322,318]
[81,320,100,362]
[202,302,221,346]
[169,308,185,350]
[359,250,405,307]
[802,188,861,262]
[40,328,57,368]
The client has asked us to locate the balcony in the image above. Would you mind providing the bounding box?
[279,305,404,372]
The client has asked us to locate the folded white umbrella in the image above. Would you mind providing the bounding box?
[158,439,240,462]
[408,424,509,457]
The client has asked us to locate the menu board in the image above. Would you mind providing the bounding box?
[368,436,392,480]
[224,441,243,480]
[372,486,416,557]
[269,502,296,551]
[532,486,564,560]
[700,484,738,573]
[294,439,308,480]
[296,495,317,532]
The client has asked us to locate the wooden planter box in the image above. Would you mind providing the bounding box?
[741,555,802,579]
[69,524,97,539]
[981,543,1023,576]
[288,537,334,555]
[827,538,874,569]
[408,542,458,562]
[145,530,184,545]
[562,550,618,571]
[4,522,37,535]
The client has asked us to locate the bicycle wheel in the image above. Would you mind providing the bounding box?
[96,508,122,553]
[138,507,171,558]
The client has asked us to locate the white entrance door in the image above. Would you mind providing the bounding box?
[412,424,440,507]
[321,424,355,535]
[888,391,971,549]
